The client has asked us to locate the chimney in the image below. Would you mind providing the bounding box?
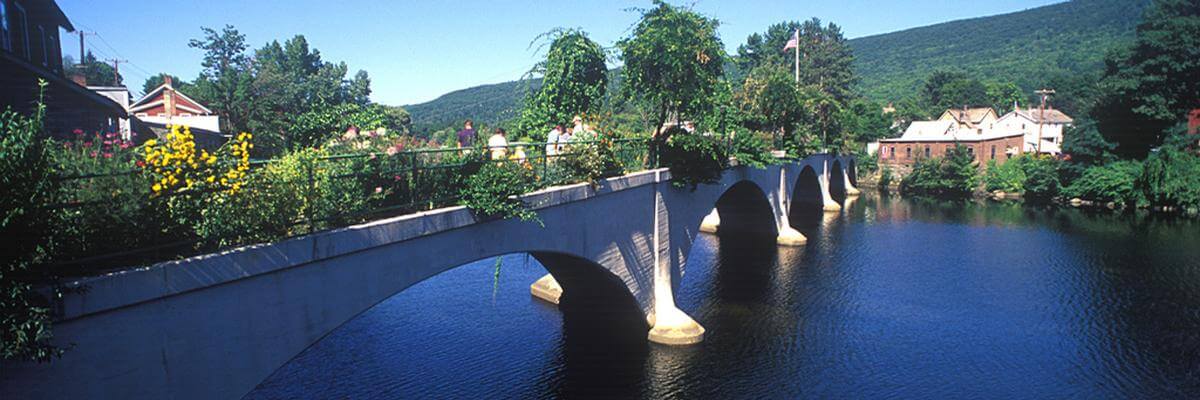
[164,75,173,88]
[71,73,88,87]
[163,86,175,117]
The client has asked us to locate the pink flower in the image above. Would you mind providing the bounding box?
[119,142,131,149]
[385,146,398,156]
[73,129,84,136]
[393,175,402,182]
[63,142,72,149]
[374,187,383,194]
[82,141,92,148]
[90,151,98,158]
[103,153,113,159]
[369,153,377,160]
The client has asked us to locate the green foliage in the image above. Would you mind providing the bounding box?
[879,167,895,189]
[983,158,1027,193]
[1061,119,1116,183]
[730,131,778,169]
[1138,147,1200,211]
[517,29,608,140]
[900,145,978,197]
[852,0,1147,103]
[618,1,726,138]
[63,52,122,86]
[459,161,541,223]
[735,18,857,103]
[560,137,624,185]
[1093,0,1200,158]
[736,64,807,141]
[661,130,728,189]
[290,103,411,149]
[141,73,192,96]
[1063,160,1144,206]
[837,98,894,145]
[1022,156,1063,203]
[0,90,61,362]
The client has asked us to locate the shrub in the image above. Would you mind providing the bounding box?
[1138,147,1200,212]
[1022,156,1062,203]
[1063,161,1144,206]
[0,89,62,361]
[879,167,894,189]
[661,129,728,189]
[729,131,777,169]
[459,160,542,223]
[982,158,1026,192]
[561,133,623,185]
[900,145,978,197]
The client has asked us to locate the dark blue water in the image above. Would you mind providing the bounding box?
[247,194,1200,399]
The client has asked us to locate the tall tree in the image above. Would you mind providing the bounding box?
[517,29,608,140]
[1094,0,1200,158]
[618,0,725,143]
[735,18,856,103]
[736,64,806,143]
[189,25,256,135]
[921,70,988,115]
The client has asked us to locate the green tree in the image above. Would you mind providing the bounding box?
[189,25,257,136]
[1094,0,1200,158]
[735,18,856,103]
[517,29,608,140]
[837,98,893,145]
[63,52,121,86]
[736,64,805,144]
[985,81,1025,114]
[617,0,725,144]
[922,71,989,115]
[141,73,193,96]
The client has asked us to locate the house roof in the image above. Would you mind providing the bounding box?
[881,119,1023,143]
[1004,108,1073,124]
[129,83,214,115]
[27,0,76,31]
[941,107,997,125]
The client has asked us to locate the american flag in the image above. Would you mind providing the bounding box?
[782,29,799,51]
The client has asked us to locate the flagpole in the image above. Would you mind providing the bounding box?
[794,29,800,83]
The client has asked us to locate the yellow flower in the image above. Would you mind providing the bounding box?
[152,183,162,192]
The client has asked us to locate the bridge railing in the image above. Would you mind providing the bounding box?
[42,138,653,276]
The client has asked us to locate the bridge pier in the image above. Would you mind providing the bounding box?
[529,273,563,304]
[820,160,842,212]
[843,166,861,196]
[699,209,720,233]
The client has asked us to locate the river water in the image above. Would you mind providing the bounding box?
[247,193,1200,399]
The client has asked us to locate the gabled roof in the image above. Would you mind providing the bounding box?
[941,107,997,125]
[888,120,956,141]
[128,83,214,115]
[1001,108,1074,124]
[881,119,1024,143]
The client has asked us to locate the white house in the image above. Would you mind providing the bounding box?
[994,106,1074,155]
[128,78,221,134]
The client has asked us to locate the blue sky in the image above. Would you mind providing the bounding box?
[58,0,1062,105]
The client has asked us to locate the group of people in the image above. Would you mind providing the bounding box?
[453,116,597,162]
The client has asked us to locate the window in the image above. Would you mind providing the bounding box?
[966,147,975,160]
[0,0,9,51]
[906,147,912,159]
[924,146,931,158]
[991,145,996,160]
[136,113,148,117]
[37,25,45,66]
[890,146,896,159]
[11,1,28,60]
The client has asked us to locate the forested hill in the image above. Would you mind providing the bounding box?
[406,0,1149,134]
[405,79,539,135]
[851,0,1149,101]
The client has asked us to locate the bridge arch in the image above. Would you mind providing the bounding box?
[706,180,779,238]
[829,160,848,203]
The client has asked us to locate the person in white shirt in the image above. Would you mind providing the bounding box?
[546,125,563,157]
[488,128,509,160]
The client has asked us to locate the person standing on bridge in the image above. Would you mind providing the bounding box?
[546,125,563,158]
[488,128,509,160]
[457,119,477,149]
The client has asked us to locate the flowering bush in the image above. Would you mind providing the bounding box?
[142,126,252,195]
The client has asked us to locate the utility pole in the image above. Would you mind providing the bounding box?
[76,31,94,63]
[107,59,128,85]
[1035,89,1056,155]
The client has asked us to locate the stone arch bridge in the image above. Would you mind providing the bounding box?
[1,154,859,400]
